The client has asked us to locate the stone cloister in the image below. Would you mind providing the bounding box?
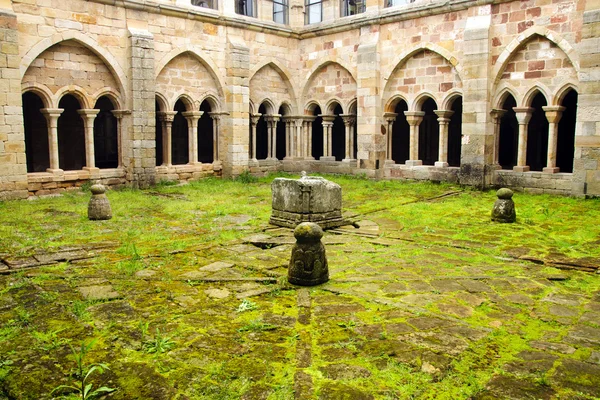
[0,0,598,199]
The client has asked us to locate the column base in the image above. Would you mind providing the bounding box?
[319,156,336,162]
[434,161,449,168]
[542,167,560,174]
[384,159,395,166]
[249,159,259,167]
[513,166,530,172]
[303,156,315,161]
[405,160,423,167]
[342,158,357,163]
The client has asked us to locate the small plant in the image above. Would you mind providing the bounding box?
[337,320,356,330]
[138,321,150,343]
[31,329,70,351]
[237,319,277,333]
[0,359,13,381]
[143,328,175,354]
[71,301,92,321]
[14,307,31,327]
[235,170,258,184]
[51,339,116,400]
[236,299,258,313]
[333,338,358,351]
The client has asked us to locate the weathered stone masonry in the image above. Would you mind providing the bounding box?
[0,0,598,199]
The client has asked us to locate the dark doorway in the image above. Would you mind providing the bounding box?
[392,100,409,164]
[23,92,49,172]
[198,101,213,163]
[311,106,323,159]
[256,103,268,160]
[172,100,189,165]
[93,96,118,169]
[556,90,577,173]
[331,104,345,161]
[448,97,462,167]
[498,95,518,169]
[155,101,163,166]
[276,106,287,160]
[57,95,85,171]
[526,92,549,172]
[419,98,439,166]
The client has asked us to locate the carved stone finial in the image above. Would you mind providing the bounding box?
[88,184,112,221]
[491,188,516,223]
[288,222,329,286]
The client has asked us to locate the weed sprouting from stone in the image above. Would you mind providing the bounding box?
[237,320,277,333]
[236,299,258,313]
[142,328,175,354]
[31,329,70,351]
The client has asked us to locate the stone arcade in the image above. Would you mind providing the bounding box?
[0,0,599,200]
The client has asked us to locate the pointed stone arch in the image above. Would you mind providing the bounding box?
[301,61,357,108]
[250,62,295,115]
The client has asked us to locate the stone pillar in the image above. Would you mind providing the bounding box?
[383,112,397,164]
[304,117,315,160]
[490,109,506,167]
[542,106,565,174]
[0,3,28,199]
[266,114,281,160]
[127,27,156,187]
[112,110,131,168]
[404,111,424,166]
[182,111,203,164]
[78,109,100,172]
[40,109,64,173]
[512,107,534,172]
[320,115,335,161]
[341,114,356,161]
[209,112,222,164]
[250,113,261,163]
[158,111,177,166]
[282,117,293,160]
[434,110,454,168]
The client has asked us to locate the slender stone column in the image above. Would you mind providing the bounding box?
[304,116,316,160]
[341,114,357,161]
[512,107,534,172]
[542,106,566,173]
[209,113,221,163]
[383,112,397,163]
[40,108,64,172]
[320,115,335,160]
[77,109,100,170]
[268,114,281,160]
[159,111,177,166]
[182,111,203,164]
[250,113,261,162]
[404,111,425,166]
[434,110,454,167]
[112,110,131,168]
[490,109,506,166]
[294,119,303,159]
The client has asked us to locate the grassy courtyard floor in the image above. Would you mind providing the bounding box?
[0,174,599,399]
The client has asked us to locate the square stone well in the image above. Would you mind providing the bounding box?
[269,175,345,229]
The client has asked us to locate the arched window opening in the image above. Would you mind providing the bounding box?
[311,106,323,159]
[392,100,409,164]
[419,98,439,166]
[276,106,287,160]
[332,104,345,161]
[172,100,189,165]
[256,104,268,160]
[23,92,49,172]
[198,100,213,163]
[526,92,548,172]
[93,96,118,169]
[57,95,85,171]
[556,90,577,173]
[448,97,462,167]
[155,100,163,166]
[498,95,518,169]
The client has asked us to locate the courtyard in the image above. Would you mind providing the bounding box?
[0,175,599,399]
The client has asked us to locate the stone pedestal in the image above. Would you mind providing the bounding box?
[491,188,516,223]
[88,184,112,221]
[288,222,329,286]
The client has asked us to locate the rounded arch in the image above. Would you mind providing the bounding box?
[553,81,579,105]
[384,43,463,84]
[172,93,195,111]
[441,89,464,111]
[385,94,410,113]
[155,92,169,112]
[492,27,580,86]
[250,60,297,111]
[304,100,322,115]
[412,91,438,111]
[301,59,357,103]
[55,86,90,109]
[258,98,276,115]
[21,32,127,96]
[91,88,123,110]
[199,92,221,112]
[155,47,225,99]
[346,98,357,115]
[21,84,53,108]
[325,98,344,114]
[522,85,550,108]
[279,101,293,116]
[492,83,519,110]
